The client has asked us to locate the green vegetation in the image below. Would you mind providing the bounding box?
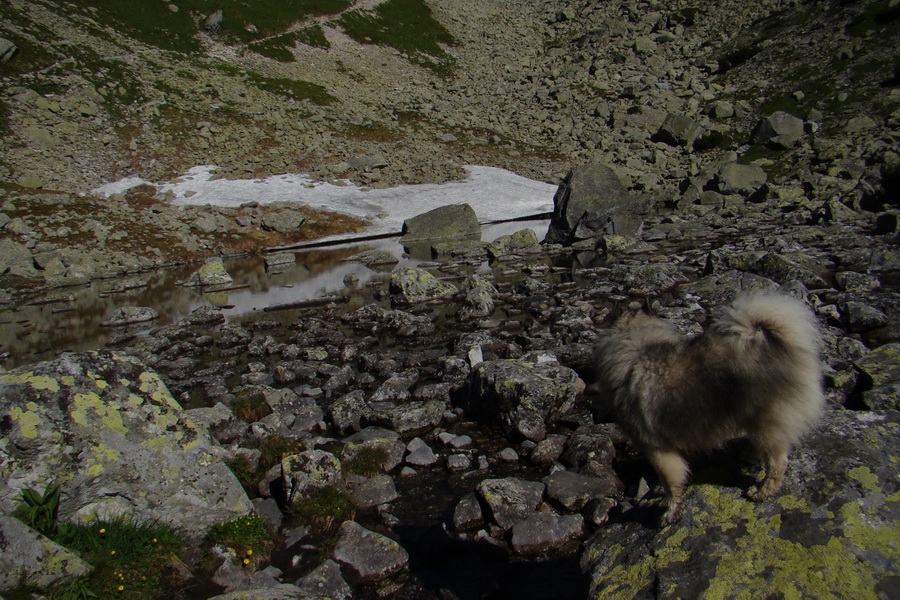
[247,72,337,105]
[13,484,61,537]
[295,24,331,49]
[337,0,456,75]
[230,392,273,423]
[288,487,356,531]
[259,433,303,468]
[206,513,274,566]
[52,0,351,53]
[342,446,389,477]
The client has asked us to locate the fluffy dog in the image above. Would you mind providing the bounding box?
[594,293,825,525]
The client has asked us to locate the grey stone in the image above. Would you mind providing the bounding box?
[185,402,248,444]
[0,37,17,63]
[544,164,653,244]
[476,477,545,530]
[0,515,91,589]
[295,559,352,600]
[447,453,471,471]
[332,521,408,584]
[261,210,304,233]
[389,266,458,304]
[282,450,343,503]
[366,399,445,433]
[752,111,804,148]
[486,229,540,260]
[654,113,705,148]
[542,470,620,511]
[461,274,498,317]
[405,437,438,466]
[843,301,889,332]
[329,389,367,435]
[100,306,159,327]
[184,257,233,287]
[264,253,296,270]
[347,473,399,508]
[400,203,480,244]
[714,162,767,195]
[207,584,307,600]
[854,342,900,389]
[530,434,568,464]
[341,248,399,267]
[510,512,584,555]
[452,493,484,531]
[342,427,407,472]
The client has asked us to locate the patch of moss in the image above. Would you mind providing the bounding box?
[246,72,336,105]
[336,0,456,76]
[288,487,356,531]
[230,392,273,423]
[342,446,389,476]
[295,24,331,49]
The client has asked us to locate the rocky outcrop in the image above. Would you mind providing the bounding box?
[399,203,480,245]
[544,164,653,244]
[581,410,899,599]
[0,351,253,540]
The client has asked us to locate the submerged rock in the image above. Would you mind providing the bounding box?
[184,257,233,287]
[100,305,159,327]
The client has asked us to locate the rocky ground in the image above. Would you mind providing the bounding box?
[0,0,899,599]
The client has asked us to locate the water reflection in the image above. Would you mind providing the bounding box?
[0,221,548,369]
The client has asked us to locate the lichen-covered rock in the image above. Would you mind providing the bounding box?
[581,409,899,599]
[854,343,900,410]
[713,162,767,195]
[544,164,653,244]
[477,477,546,531]
[0,352,253,540]
[399,203,480,245]
[389,266,458,304]
[205,584,307,600]
[486,228,540,260]
[0,515,92,590]
[332,521,409,584]
[184,257,233,287]
[468,355,584,441]
[295,559,352,600]
[282,450,343,503]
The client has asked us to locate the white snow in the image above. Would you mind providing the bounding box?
[93,164,557,238]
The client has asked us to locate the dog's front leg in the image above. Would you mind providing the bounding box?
[747,447,788,501]
[645,447,690,525]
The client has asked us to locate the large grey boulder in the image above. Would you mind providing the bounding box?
[0,515,92,590]
[653,113,705,148]
[295,559,352,600]
[510,512,585,556]
[581,409,899,599]
[399,203,480,245]
[0,352,253,541]
[713,162,767,195]
[468,355,585,441]
[752,110,805,148]
[544,164,653,244]
[282,450,343,503]
[332,521,409,584]
[476,477,546,530]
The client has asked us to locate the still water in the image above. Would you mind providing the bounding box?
[0,221,548,369]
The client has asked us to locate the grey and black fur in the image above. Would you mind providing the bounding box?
[594,293,825,525]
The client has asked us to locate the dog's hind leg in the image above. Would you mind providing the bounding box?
[646,447,690,525]
[746,439,789,501]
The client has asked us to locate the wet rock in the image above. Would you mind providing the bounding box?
[752,110,804,148]
[399,203,480,245]
[341,249,399,267]
[545,164,653,244]
[486,228,541,260]
[581,410,898,599]
[332,521,409,584]
[344,304,436,337]
[347,473,399,508]
[264,253,296,270]
[389,266,458,304]
[0,515,92,589]
[510,512,584,556]
[476,477,546,530]
[100,306,159,327]
[0,352,253,540]
[185,304,227,326]
[452,493,484,531]
[653,113,705,148]
[460,274,498,318]
[543,470,620,511]
[447,453,471,471]
[468,355,584,441]
[295,559,352,600]
[184,257,233,287]
[405,437,438,466]
[282,450,343,503]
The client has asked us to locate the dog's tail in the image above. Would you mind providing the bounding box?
[711,293,822,357]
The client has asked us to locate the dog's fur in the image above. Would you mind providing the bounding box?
[594,293,825,525]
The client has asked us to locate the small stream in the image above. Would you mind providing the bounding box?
[0,221,548,370]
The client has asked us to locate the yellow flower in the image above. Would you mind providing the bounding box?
[246,549,253,556]
[243,558,250,565]
[117,585,124,592]
[152,538,157,543]
[99,528,106,534]
[110,550,116,556]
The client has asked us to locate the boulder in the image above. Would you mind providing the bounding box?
[389,266,458,304]
[713,162,767,195]
[468,355,585,441]
[476,477,546,530]
[0,37,17,63]
[542,470,621,511]
[460,274,497,318]
[653,113,705,148]
[295,559,352,600]
[752,111,804,148]
[581,409,899,599]
[282,450,343,503]
[486,228,540,260]
[332,521,409,584]
[261,210,304,233]
[399,203,480,245]
[100,306,159,327]
[264,253,296,270]
[510,512,585,556]
[0,515,92,590]
[184,257,233,287]
[340,248,399,267]
[544,164,652,244]
[0,352,253,541]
